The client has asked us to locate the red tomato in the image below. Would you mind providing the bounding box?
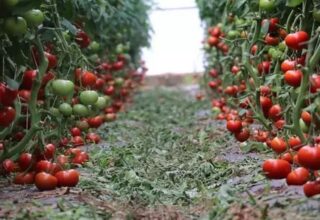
[70,127,82,137]
[285,31,309,50]
[274,119,285,130]
[0,83,18,106]
[231,65,240,75]
[268,104,282,121]
[286,167,309,185]
[0,106,16,127]
[270,137,287,154]
[55,169,79,187]
[301,111,312,124]
[303,181,320,197]
[210,26,221,37]
[226,120,242,133]
[254,130,269,142]
[284,70,302,87]
[36,160,53,173]
[289,136,302,150]
[104,85,115,96]
[71,136,84,147]
[34,172,57,190]
[95,78,105,90]
[18,89,31,103]
[87,116,104,128]
[59,137,69,148]
[262,18,279,32]
[18,153,33,171]
[81,71,97,87]
[260,86,271,97]
[14,172,35,185]
[72,152,89,165]
[258,61,271,75]
[86,132,101,144]
[208,81,218,89]
[44,143,56,159]
[260,96,272,115]
[209,69,218,77]
[207,36,219,46]
[21,70,37,90]
[76,31,91,48]
[45,52,58,69]
[297,145,320,170]
[280,152,293,164]
[264,34,279,45]
[234,129,250,142]
[262,159,291,179]
[281,60,296,73]
[112,61,124,71]
[310,74,320,93]
[2,159,15,173]
[57,155,69,167]
[250,44,258,55]
[41,71,55,87]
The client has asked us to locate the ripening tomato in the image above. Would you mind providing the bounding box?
[55,169,80,187]
[235,129,250,142]
[208,81,218,89]
[301,111,312,124]
[297,145,320,170]
[286,167,309,185]
[0,106,16,127]
[268,104,282,121]
[260,86,271,97]
[284,70,302,87]
[18,153,33,171]
[262,159,291,179]
[209,69,218,77]
[310,74,320,93]
[14,172,35,185]
[76,31,91,48]
[35,172,57,191]
[112,61,125,71]
[303,181,320,197]
[226,120,242,133]
[104,86,115,96]
[285,31,309,50]
[270,137,287,154]
[57,155,69,167]
[21,70,37,90]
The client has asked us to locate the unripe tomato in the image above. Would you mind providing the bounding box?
[73,104,89,117]
[52,80,74,96]
[79,90,99,105]
[23,9,45,27]
[259,0,275,11]
[4,17,27,36]
[59,103,73,116]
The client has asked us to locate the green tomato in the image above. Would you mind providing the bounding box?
[299,118,309,133]
[52,80,74,96]
[50,107,61,117]
[4,0,19,8]
[227,30,240,39]
[313,8,320,23]
[23,9,44,27]
[259,0,275,11]
[278,41,286,52]
[62,31,71,41]
[79,90,99,105]
[59,103,73,116]
[116,44,124,54]
[235,18,245,26]
[73,104,89,117]
[114,77,124,87]
[104,95,111,106]
[89,41,100,52]
[212,107,221,115]
[94,97,107,109]
[4,17,27,36]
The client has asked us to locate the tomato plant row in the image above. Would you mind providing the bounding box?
[196,0,320,197]
[0,0,151,190]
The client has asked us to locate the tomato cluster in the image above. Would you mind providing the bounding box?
[0,0,150,190]
[198,0,320,197]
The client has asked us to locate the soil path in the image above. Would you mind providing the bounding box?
[0,82,319,220]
